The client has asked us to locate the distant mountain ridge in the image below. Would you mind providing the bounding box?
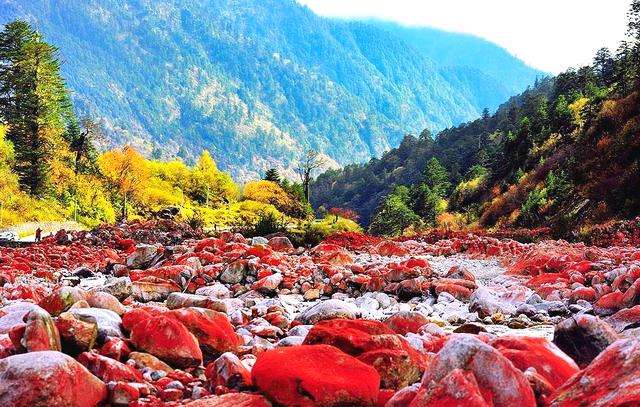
[0,0,544,179]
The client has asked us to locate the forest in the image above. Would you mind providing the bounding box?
[313,1,640,239]
[0,0,541,180]
[0,20,359,242]
[3,2,640,242]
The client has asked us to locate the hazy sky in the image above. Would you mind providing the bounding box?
[297,0,630,73]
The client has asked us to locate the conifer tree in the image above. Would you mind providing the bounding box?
[0,20,73,196]
[264,168,281,184]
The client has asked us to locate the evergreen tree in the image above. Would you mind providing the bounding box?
[0,20,73,196]
[264,168,281,184]
[369,186,420,236]
[593,48,615,87]
[627,0,640,87]
[422,157,451,198]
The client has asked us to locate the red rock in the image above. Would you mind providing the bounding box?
[410,368,487,407]
[39,286,86,316]
[195,238,226,252]
[267,237,294,253]
[593,290,625,315]
[110,382,141,406]
[166,292,227,312]
[251,273,283,294]
[252,345,380,407]
[0,351,107,406]
[568,286,596,302]
[78,351,144,383]
[184,393,272,406]
[358,349,422,389]
[524,369,556,404]
[20,308,61,352]
[383,311,430,335]
[4,284,47,303]
[402,258,431,270]
[0,334,16,358]
[0,302,40,334]
[132,279,181,302]
[205,352,252,390]
[169,308,241,356]
[56,311,98,354]
[245,244,273,258]
[490,336,579,388]
[321,250,355,265]
[605,305,640,332]
[130,314,203,368]
[386,384,420,406]
[412,334,535,407]
[130,265,192,284]
[160,388,183,401]
[445,265,476,282]
[100,337,132,361]
[86,291,126,315]
[122,306,166,331]
[303,319,426,389]
[433,282,473,301]
[373,241,409,257]
[548,339,640,406]
[128,351,174,372]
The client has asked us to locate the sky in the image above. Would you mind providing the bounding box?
[297,0,630,73]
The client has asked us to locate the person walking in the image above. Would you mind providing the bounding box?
[35,228,42,243]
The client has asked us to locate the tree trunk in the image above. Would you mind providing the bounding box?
[122,193,127,222]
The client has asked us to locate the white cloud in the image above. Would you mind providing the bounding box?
[297,0,630,73]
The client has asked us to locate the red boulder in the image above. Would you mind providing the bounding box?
[0,351,107,406]
[252,345,380,407]
[130,314,203,368]
[490,336,579,388]
[548,339,640,406]
[169,307,241,356]
[412,334,535,407]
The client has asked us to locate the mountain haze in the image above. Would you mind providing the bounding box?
[0,0,543,179]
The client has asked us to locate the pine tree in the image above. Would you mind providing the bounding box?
[593,48,615,87]
[422,157,451,198]
[0,20,73,196]
[264,168,281,184]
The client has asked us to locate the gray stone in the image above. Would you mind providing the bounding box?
[553,314,619,368]
[220,260,246,284]
[69,307,123,341]
[126,244,160,269]
[195,283,231,299]
[296,299,358,325]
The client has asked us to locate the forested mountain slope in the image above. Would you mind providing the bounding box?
[370,21,543,112]
[0,0,541,179]
[313,37,640,236]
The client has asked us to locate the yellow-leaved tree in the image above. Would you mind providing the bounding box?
[98,146,150,220]
[188,150,238,206]
[242,180,294,212]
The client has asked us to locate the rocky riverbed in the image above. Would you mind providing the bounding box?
[0,221,639,406]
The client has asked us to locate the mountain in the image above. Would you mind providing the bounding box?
[0,0,543,179]
[310,80,555,226]
[313,42,640,236]
[370,22,541,97]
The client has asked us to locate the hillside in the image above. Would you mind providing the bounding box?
[370,21,542,111]
[313,39,640,236]
[0,0,541,179]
